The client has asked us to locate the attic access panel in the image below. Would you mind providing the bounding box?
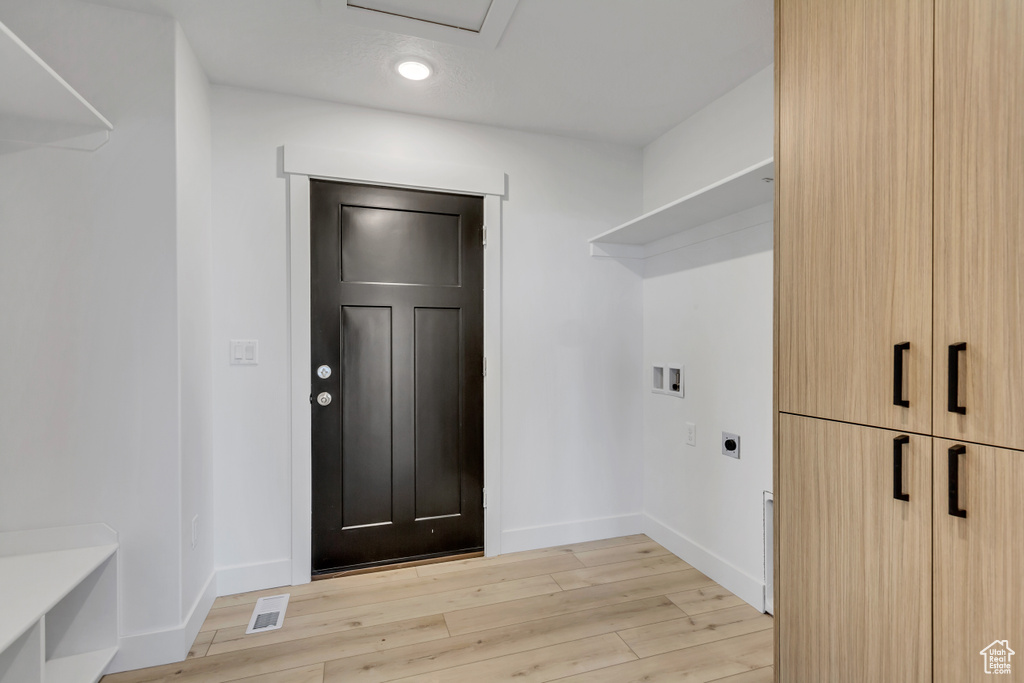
[336,0,519,49]
[348,0,493,32]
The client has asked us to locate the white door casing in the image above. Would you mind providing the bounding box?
[283,145,506,584]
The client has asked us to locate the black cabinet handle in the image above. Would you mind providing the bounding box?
[948,444,967,518]
[948,343,967,414]
[893,342,910,407]
[893,435,910,502]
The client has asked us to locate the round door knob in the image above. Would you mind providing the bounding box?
[316,392,332,406]
[317,365,332,379]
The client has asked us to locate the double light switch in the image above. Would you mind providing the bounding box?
[230,339,259,365]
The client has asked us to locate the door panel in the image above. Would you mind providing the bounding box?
[933,0,1024,450]
[413,307,462,520]
[778,414,931,683]
[933,440,1024,683]
[339,306,393,529]
[311,180,484,573]
[778,0,933,432]
[341,205,461,286]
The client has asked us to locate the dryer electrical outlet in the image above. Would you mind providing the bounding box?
[722,432,740,459]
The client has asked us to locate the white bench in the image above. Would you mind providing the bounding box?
[0,525,118,683]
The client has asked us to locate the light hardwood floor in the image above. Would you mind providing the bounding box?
[102,535,773,683]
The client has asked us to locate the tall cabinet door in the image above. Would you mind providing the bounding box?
[778,0,933,432]
[934,0,1024,450]
[933,440,1024,682]
[778,414,931,683]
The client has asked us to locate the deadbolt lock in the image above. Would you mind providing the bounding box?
[317,365,332,379]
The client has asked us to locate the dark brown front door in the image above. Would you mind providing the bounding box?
[310,180,484,574]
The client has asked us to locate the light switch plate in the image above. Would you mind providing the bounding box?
[686,422,696,446]
[231,339,259,365]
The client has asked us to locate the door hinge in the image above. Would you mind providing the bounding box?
[482,225,487,247]
[483,356,487,377]
[483,488,488,509]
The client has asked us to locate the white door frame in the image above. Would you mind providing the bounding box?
[283,145,505,584]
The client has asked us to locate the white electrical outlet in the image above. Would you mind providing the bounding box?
[686,422,696,446]
[191,515,199,550]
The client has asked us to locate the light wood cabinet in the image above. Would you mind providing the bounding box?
[776,1,1024,681]
[777,0,933,434]
[933,439,1024,683]
[777,414,932,683]
[933,0,1024,451]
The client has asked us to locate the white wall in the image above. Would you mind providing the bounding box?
[0,2,218,670]
[210,87,645,583]
[174,24,216,632]
[643,66,773,212]
[639,66,774,610]
[0,0,182,639]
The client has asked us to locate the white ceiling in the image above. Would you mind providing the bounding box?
[88,0,773,146]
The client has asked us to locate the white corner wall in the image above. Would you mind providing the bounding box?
[210,87,645,586]
[640,65,774,610]
[0,0,183,651]
[174,23,217,652]
[0,1,218,672]
[0,0,187,659]
[643,66,773,212]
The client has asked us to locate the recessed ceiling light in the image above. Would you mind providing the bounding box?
[397,60,431,81]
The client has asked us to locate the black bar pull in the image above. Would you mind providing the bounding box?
[948,444,967,518]
[893,342,910,407]
[893,435,910,502]
[948,342,967,414]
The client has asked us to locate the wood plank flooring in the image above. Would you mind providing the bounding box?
[101,535,773,683]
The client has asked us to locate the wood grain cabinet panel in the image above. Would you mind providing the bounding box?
[777,0,933,433]
[777,414,931,683]
[933,440,1024,683]
[933,0,1024,451]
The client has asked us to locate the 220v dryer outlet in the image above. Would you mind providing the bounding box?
[722,432,740,459]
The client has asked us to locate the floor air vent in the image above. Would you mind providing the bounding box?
[245,594,290,635]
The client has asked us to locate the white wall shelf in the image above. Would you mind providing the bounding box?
[0,525,119,683]
[0,20,113,152]
[589,158,774,259]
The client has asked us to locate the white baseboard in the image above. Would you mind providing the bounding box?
[107,570,216,674]
[643,513,766,612]
[182,570,218,658]
[216,558,292,597]
[500,513,644,554]
[106,558,292,674]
